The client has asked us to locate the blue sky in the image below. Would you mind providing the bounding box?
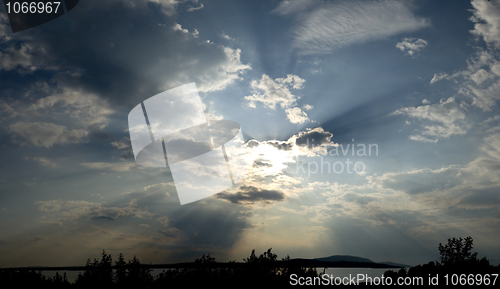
[1,0,500,268]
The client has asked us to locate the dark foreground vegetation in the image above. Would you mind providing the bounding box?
[381,236,500,286]
[0,236,499,287]
[0,248,318,287]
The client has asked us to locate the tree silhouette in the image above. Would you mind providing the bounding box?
[75,250,113,286]
[384,236,499,286]
[114,253,127,285]
[125,255,153,286]
[438,236,478,267]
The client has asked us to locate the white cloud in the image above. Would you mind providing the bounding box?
[172,22,199,38]
[244,74,311,124]
[431,1,500,111]
[146,0,184,15]
[285,107,309,124]
[470,0,500,48]
[187,3,203,12]
[396,38,428,56]
[273,0,317,15]
[245,74,305,109]
[193,47,251,93]
[391,97,468,142]
[277,0,430,55]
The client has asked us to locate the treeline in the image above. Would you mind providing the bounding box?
[383,237,500,286]
[0,248,319,287]
[1,236,499,287]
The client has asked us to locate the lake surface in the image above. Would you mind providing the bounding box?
[42,267,396,284]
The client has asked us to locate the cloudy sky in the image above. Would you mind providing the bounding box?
[1,0,500,268]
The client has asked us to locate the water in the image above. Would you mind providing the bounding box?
[322,267,393,278]
[41,267,395,284]
[41,270,82,283]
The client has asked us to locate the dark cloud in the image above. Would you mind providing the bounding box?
[169,201,252,248]
[245,139,293,151]
[157,230,176,238]
[252,160,273,168]
[1,0,249,109]
[295,127,334,149]
[91,216,115,221]
[458,188,500,208]
[216,185,285,204]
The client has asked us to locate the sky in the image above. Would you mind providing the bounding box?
[1,0,500,268]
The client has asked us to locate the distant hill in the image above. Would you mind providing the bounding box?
[314,255,374,264]
[288,255,407,269]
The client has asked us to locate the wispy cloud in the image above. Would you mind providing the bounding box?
[429,1,500,111]
[24,156,58,168]
[187,3,204,12]
[275,0,430,55]
[391,97,469,142]
[80,162,137,172]
[9,122,89,148]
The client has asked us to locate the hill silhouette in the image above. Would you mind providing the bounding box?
[288,254,402,269]
[0,236,498,287]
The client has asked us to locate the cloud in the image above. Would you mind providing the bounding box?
[35,199,155,222]
[80,162,137,172]
[1,0,251,109]
[364,130,500,210]
[111,137,134,160]
[3,85,114,148]
[91,216,115,221]
[276,0,430,55]
[470,0,500,49]
[0,0,253,152]
[245,74,311,124]
[285,107,309,124]
[245,74,305,109]
[372,166,462,195]
[0,10,9,36]
[243,127,337,173]
[217,185,285,204]
[24,156,57,168]
[29,86,114,129]
[9,121,88,147]
[157,216,170,226]
[0,43,38,72]
[391,97,468,142]
[429,1,500,111]
[111,137,131,150]
[187,3,204,12]
[396,38,428,56]
[272,0,317,15]
[430,72,450,84]
[146,0,196,15]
